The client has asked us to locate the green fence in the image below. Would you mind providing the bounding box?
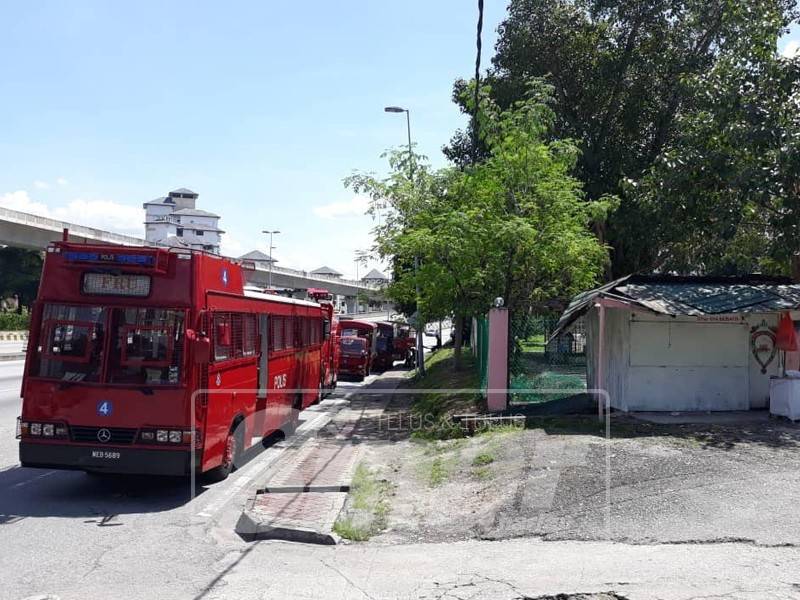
[508,313,586,405]
[474,316,489,394]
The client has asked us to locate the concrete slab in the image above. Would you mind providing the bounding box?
[629,410,771,425]
[236,491,347,544]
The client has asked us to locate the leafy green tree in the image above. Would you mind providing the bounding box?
[347,85,611,365]
[447,0,797,276]
[0,247,43,310]
[632,53,800,274]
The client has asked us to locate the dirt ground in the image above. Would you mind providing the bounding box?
[353,403,800,546]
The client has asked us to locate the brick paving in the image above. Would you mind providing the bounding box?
[238,372,406,542]
[249,491,348,531]
[264,441,360,491]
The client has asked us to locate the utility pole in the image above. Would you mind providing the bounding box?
[261,229,280,289]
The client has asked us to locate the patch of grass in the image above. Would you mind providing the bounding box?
[476,423,526,438]
[472,465,492,480]
[427,456,450,487]
[472,452,495,466]
[404,348,483,440]
[332,518,372,542]
[333,463,392,541]
[510,371,586,404]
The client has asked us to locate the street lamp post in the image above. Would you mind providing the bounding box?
[261,229,280,289]
[354,250,367,315]
[384,105,425,376]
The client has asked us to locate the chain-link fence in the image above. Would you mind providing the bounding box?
[508,313,587,405]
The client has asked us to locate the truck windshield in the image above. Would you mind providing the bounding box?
[340,338,366,355]
[108,308,185,385]
[37,304,106,382]
[34,303,185,386]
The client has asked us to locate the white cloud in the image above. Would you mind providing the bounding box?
[33,180,50,190]
[312,195,370,219]
[220,235,246,258]
[782,39,800,58]
[0,190,144,237]
[0,190,52,216]
[56,177,68,186]
[53,199,144,237]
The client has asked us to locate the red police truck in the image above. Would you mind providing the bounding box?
[17,241,334,480]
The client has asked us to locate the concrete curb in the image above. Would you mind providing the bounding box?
[0,353,25,362]
[235,501,341,545]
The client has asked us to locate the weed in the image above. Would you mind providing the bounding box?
[472,465,492,480]
[333,463,392,541]
[472,452,495,466]
[428,456,450,486]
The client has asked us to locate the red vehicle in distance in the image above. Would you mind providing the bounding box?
[17,241,335,480]
[373,322,395,371]
[338,336,370,380]
[308,288,340,396]
[337,319,378,380]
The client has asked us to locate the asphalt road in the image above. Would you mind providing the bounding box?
[5,358,797,600]
[0,362,375,600]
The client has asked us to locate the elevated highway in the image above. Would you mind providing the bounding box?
[0,206,383,301]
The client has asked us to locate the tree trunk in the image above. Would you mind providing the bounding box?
[454,314,464,370]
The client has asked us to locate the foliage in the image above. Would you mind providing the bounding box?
[0,312,30,331]
[333,463,392,541]
[0,247,43,308]
[631,54,800,273]
[447,0,798,276]
[346,84,611,323]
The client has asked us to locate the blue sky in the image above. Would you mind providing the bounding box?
[0,2,797,277]
[0,0,507,277]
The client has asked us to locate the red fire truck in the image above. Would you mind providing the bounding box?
[17,241,336,480]
[337,319,377,380]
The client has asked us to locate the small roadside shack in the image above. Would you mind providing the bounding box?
[553,275,800,412]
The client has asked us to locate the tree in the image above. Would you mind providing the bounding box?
[0,247,43,310]
[347,84,612,366]
[631,53,800,274]
[446,0,797,276]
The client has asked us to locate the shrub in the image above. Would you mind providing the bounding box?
[0,312,30,331]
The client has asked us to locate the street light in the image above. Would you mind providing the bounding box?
[384,104,425,376]
[261,229,280,289]
[354,250,368,314]
[384,106,413,167]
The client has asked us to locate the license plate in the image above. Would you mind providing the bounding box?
[91,449,121,460]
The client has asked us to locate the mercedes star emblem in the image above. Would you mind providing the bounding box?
[97,428,112,443]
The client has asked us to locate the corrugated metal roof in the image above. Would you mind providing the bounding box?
[170,187,197,196]
[173,208,219,218]
[362,268,388,280]
[312,266,342,276]
[553,274,800,338]
[238,250,276,262]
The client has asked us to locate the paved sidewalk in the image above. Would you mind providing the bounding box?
[237,371,408,544]
[205,537,800,600]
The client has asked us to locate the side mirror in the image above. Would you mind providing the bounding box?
[186,329,211,365]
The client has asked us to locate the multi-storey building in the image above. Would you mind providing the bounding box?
[143,188,223,253]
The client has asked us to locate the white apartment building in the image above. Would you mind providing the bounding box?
[143,188,223,253]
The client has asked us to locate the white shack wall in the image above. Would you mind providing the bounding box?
[586,309,781,412]
[586,307,630,410]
